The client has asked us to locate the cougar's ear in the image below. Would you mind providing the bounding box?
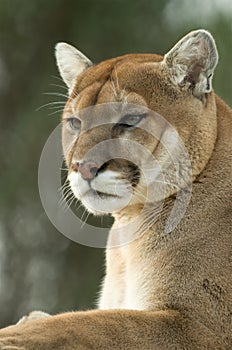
[55,43,92,93]
[162,30,218,98]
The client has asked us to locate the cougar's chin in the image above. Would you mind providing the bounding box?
[81,190,132,215]
[68,171,133,215]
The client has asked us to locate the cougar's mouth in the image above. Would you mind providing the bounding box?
[94,190,119,199]
[68,169,134,214]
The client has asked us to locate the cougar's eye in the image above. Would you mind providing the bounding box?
[67,117,81,131]
[119,113,147,128]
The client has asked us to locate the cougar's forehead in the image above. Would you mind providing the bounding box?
[73,53,163,93]
[63,53,164,112]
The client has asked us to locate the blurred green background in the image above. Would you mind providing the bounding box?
[0,0,231,327]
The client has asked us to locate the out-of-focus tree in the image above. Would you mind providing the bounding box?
[0,0,231,327]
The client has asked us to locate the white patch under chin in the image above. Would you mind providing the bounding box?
[67,170,133,214]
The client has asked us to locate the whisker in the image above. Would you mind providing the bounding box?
[58,178,70,193]
[48,108,65,116]
[62,181,71,192]
[63,189,74,201]
[58,189,72,206]
[51,75,66,83]
[60,186,72,197]
[75,201,83,211]
[36,101,66,112]
[85,211,91,224]
[60,189,77,211]
[80,210,91,229]
[49,83,68,91]
[66,195,78,210]
[43,92,69,99]
[59,195,71,211]
[80,208,87,223]
[58,181,72,199]
[48,105,67,111]
[49,77,78,98]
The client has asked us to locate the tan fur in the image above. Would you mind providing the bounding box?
[0,30,231,350]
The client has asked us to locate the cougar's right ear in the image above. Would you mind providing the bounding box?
[55,43,93,94]
[162,30,218,98]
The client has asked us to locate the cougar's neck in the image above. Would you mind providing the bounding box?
[109,199,174,248]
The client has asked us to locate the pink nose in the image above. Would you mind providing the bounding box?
[72,161,100,180]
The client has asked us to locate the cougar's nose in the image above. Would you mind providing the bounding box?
[71,161,100,180]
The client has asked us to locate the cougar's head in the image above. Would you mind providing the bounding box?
[56,30,218,216]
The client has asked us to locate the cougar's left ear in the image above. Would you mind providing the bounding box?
[162,30,218,98]
[55,43,93,94]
